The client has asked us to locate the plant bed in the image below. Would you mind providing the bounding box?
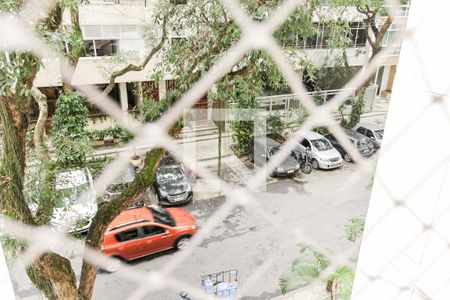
[230,144,248,158]
[267,133,286,144]
[103,136,115,145]
[91,140,105,147]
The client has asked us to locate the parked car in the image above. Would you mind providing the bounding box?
[248,137,300,177]
[100,206,197,272]
[102,163,144,208]
[51,168,97,233]
[154,155,193,206]
[299,131,343,170]
[324,129,375,162]
[353,123,384,149]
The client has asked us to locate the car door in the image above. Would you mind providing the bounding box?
[139,225,173,255]
[301,139,312,154]
[114,228,142,260]
[326,134,342,153]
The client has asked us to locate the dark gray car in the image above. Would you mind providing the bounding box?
[353,123,384,149]
[325,129,375,162]
[102,163,145,208]
[154,156,193,206]
[249,137,300,177]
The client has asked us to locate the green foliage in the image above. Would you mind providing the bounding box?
[87,126,123,141]
[86,156,114,179]
[279,245,330,295]
[118,127,135,145]
[52,91,91,168]
[140,97,170,123]
[312,126,329,136]
[327,267,355,300]
[226,77,262,156]
[313,91,327,106]
[0,236,25,260]
[0,52,40,102]
[340,95,365,129]
[345,217,365,242]
[266,113,285,135]
[280,244,356,298]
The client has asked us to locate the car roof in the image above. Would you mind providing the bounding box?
[356,123,382,131]
[55,168,90,190]
[254,136,281,147]
[343,129,367,140]
[107,207,154,231]
[302,130,326,140]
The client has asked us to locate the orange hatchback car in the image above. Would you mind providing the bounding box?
[101,206,197,271]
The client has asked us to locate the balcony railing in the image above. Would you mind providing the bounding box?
[89,0,145,5]
[382,4,410,17]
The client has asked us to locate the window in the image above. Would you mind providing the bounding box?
[116,229,139,242]
[149,207,175,227]
[326,134,337,142]
[366,130,375,139]
[304,23,319,49]
[142,81,160,101]
[142,226,166,237]
[311,139,333,151]
[301,139,311,149]
[83,40,118,57]
[348,22,367,47]
[356,127,366,135]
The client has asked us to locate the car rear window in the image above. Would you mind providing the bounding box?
[115,228,139,242]
[149,207,176,227]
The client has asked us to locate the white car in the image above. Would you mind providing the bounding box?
[299,131,343,170]
[51,168,97,233]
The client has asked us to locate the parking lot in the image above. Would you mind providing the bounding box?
[92,153,377,299]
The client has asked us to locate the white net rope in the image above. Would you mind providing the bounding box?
[1,0,442,299]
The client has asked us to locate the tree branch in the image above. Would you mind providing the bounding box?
[102,14,169,97]
[31,87,48,158]
[375,15,393,47]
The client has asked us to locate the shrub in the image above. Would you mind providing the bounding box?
[266,112,285,135]
[52,91,91,168]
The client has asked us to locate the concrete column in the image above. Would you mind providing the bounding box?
[119,82,129,125]
[158,79,166,101]
[379,65,390,94]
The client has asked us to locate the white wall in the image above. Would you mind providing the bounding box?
[352,1,450,299]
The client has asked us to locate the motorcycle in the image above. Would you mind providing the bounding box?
[292,149,313,174]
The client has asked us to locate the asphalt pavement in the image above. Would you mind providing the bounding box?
[92,156,376,300]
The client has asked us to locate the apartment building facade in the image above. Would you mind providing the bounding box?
[32,0,409,127]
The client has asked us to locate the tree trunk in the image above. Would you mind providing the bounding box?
[78,127,180,298]
[31,87,49,158]
[0,96,35,225]
[27,253,80,300]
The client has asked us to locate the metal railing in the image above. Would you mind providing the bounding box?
[89,0,146,5]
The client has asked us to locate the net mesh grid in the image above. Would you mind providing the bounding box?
[1,0,442,299]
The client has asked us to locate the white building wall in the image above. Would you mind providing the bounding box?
[352,1,450,299]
